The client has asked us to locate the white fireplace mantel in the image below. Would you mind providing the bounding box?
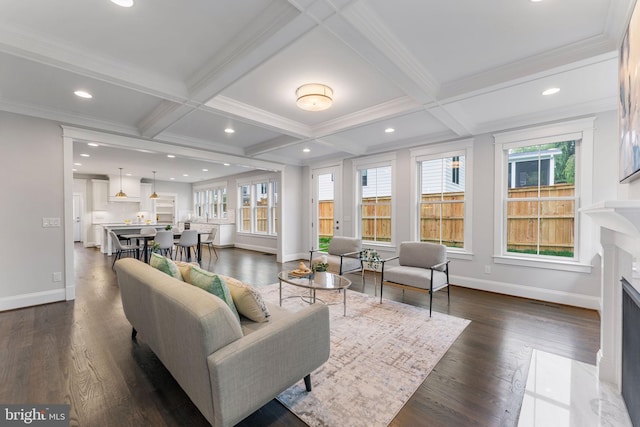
[581,200,640,391]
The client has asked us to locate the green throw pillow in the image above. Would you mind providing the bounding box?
[149,252,183,280]
[189,266,240,322]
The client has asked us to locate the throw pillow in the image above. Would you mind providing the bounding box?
[150,252,182,280]
[189,267,240,322]
[223,276,270,323]
[175,261,199,283]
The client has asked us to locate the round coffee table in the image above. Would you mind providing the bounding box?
[278,271,352,316]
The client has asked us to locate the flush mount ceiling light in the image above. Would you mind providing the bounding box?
[296,83,333,111]
[150,171,158,199]
[115,167,127,198]
[111,0,134,7]
[74,90,92,99]
[542,87,560,96]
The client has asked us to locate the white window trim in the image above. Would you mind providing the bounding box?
[193,181,228,220]
[236,174,279,236]
[352,153,396,246]
[493,117,594,272]
[410,138,474,257]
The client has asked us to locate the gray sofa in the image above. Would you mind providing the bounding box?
[115,258,330,427]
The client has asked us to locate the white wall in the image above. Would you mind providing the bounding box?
[315,111,619,309]
[0,112,66,309]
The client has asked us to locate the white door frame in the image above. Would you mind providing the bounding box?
[311,165,342,251]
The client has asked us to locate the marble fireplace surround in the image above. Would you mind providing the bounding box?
[582,200,640,411]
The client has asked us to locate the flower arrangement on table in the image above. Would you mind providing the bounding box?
[165,224,173,231]
[313,255,329,272]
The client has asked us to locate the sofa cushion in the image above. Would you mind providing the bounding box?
[222,277,270,323]
[175,261,199,283]
[189,267,240,323]
[150,252,183,280]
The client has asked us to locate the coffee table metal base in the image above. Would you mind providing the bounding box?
[278,271,351,316]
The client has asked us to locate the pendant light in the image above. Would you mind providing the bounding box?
[150,171,159,199]
[115,167,127,198]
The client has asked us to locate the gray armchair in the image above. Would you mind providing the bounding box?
[380,241,450,316]
[309,236,363,275]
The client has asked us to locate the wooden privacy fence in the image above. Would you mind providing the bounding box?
[318,184,575,256]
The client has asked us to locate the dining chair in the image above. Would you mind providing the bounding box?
[109,231,141,269]
[176,229,198,261]
[201,228,218,259]
[153,230,175,258]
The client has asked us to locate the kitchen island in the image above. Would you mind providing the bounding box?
[100,224,169,256]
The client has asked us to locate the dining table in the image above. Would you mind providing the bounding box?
[120,230,206,264]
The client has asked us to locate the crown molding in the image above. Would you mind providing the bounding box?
[206,96,312,138]
[156,132,246,157]
[0,100,139,136]
[311,96,420,137]
[439,35,617,101]
[244,135,302,157]
[474,96,616,136]
[339,1,439,103]
[0,25,187,102]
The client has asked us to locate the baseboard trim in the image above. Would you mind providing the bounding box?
[0,289,66,312]
[451,274,600,310]
[281,252,309,263]
[233,243,277,255]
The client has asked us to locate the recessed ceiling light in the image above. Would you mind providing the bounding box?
[126,173,132,176]
[88,142,99,147]
[110,0,134,7]
[223,163,230,166]
[202,168,208,172]
[169,177,175,180]
[224,128,235,134]
[136,149,154,154]
[167,154,176,158]
[80,153,90,157]
[542,87,560,96]
[183,174,189,177]
[303,148,311,153]
[72,168,77,172]
[74,162,82,166]
[74,90,93,99]
[530,0,543,2]
[385,127,395,133]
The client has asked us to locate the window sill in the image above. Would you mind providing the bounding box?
[447,250,474,261]
[236,232,277,239]
[493,255,592,273]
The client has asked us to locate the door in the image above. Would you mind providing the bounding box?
[311,166,341,252]
[73,193,83,242]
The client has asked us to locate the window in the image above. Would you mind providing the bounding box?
[494,117,594,268]
[357,165,392,243]
[418,154,465,248]
[411,139,473,256]
[237,177,278,235]
[193,184,227,221]
[504,141,576,258]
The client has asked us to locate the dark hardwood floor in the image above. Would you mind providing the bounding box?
[0,244,600,426]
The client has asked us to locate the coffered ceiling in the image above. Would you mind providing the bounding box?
[0,0,631,182]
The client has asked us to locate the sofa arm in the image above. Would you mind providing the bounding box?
[207,303,330,427]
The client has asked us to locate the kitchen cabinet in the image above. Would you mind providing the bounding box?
[139,183,154,213]
[155,196,175,224]
[88,224,103,247]
[190,222,235,247]
[91,179,109,211]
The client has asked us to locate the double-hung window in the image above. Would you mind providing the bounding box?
[354,155,394,244]
[494,117,594,270]
[193,183,227,221]
[412,139,472,254]
[237,176,278,236]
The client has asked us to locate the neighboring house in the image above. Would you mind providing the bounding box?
[507,148,562,188]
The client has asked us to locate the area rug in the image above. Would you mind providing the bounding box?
[258,283,470,427]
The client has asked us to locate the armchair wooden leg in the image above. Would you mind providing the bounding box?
[131,327,137,340]
[304,374,312,392]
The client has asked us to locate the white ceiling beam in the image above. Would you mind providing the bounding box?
[244,135,302,157]
[0,25,188,101]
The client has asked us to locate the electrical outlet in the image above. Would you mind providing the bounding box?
[52,272,62,282]
[484,265,491,274]
[42,217,61,228]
